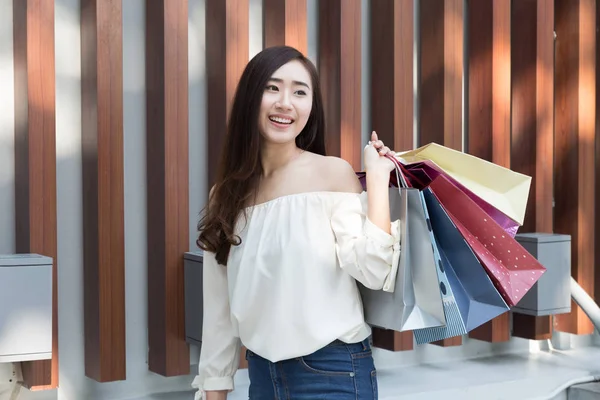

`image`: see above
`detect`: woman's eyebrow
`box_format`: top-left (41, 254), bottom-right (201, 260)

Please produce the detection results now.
top-left (268, 77), bottom-right (310, 88)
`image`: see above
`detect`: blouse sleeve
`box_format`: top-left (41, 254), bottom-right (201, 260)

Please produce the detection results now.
top-left (330, 191), bottom-right (401, 292)
top-left (191, 251), bottom-right (241, 400)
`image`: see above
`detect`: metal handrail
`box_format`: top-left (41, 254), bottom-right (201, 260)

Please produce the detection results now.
top-left (570, 277), bottom-right (600, 333)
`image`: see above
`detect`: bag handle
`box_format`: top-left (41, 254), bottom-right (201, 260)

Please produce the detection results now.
top-left (386, 154), bottom-right (410, 188)
top-left (386, 154), bottom-right (428, 189)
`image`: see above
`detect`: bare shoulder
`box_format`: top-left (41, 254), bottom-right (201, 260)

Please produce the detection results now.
top-left (314, 155), bottom-right (363, 193)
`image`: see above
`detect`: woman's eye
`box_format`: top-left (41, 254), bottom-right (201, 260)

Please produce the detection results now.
top-left (266, 85), bottom-right (278, 91)
top-left (295, 90), bottom-right (307, 96)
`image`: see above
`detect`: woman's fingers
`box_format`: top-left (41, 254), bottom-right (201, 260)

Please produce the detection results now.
top-left (371, 140), bottom-right (384, 149)
top-left (379, 146), bottom-right (391, 155)
top-left (369, 131), bottom-right (393, 155)
top-left (371, 131), bottom-right (378, 143)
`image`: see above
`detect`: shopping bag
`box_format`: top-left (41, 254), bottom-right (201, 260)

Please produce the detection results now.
top-left (396, 142), bottom-right (532, 226)
top-left (413, 188), bottom-right (509, 344)
top-left (399, 160), bottom-right (520, 237)
top-left (358, 184), bottom-right (446, 331)
top-left (412, 192), bottom-right (467, 344)
top-left (427, 175), bottom-right (546, 307)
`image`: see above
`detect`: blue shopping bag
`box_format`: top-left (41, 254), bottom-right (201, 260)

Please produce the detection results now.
top-left (413, 189), bottom-right (509, 344)
top-left (412, 191), bottom-right (466, 344)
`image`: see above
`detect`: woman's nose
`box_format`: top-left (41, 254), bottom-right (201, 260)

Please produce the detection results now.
top-left (276, 91), bottom-right (292, 109)
top-left (276, 101), bottom-right (292, 110)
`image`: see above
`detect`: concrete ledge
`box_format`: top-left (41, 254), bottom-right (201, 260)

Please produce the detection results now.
top-left (567, 382), bottom-right (600, 400)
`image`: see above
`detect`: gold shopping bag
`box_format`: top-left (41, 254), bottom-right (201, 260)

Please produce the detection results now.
top-left (396, 142), bottom-right (532, 225)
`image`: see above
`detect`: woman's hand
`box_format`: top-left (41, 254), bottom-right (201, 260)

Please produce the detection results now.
top-left (363, 131), bottom-right (395, 234)
top-left (364, 131), bottom-right (395, 174)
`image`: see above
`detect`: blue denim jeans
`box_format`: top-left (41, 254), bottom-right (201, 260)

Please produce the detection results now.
top-left (245, 338), bottom-right (378, 399)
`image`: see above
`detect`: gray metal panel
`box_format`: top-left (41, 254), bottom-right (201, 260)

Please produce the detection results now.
top-left (513, 234), bottom-right (572, 316)
top-left (184, 251), bottom-right (204, 263)
top-left (184, 251), bottom-right (203, 345)
top-left (515, 233), bottom-right (571, 244)
top-left (0, 253), bottom-right (53, 267)
top-left (0, 263), bottom-right (52, 362)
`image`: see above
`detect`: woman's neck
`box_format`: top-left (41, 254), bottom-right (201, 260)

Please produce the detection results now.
top-left (261, 142), bottom-right (303, 177)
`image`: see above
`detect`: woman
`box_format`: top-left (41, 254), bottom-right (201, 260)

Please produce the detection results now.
top-left (193, 46), bottom-right (401, 400)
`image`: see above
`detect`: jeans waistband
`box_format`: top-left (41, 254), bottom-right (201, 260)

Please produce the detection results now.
top-left (328, 337), bottom-right (370, 351)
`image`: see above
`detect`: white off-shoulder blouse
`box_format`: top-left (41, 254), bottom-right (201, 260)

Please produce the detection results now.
top-left (192, 191), bottom-right (401, 398)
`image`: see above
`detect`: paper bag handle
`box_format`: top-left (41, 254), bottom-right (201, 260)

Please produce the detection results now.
top-left (386, 154), bottom-right (428, 189)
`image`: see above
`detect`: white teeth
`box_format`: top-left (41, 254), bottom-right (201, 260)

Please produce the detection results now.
top-left (269, 116), bottom-right (292, 124)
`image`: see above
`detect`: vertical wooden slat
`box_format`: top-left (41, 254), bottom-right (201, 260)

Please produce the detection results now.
top-left (319, 0), bottom-right (362, 171)
top-left (467, 0), bottom-right (511, 166)
top-left (206, 0), bottom-right (249, 186)
top-left (491, 0), bottom-right (511, 169)
top-left (263, 0), bottom-right (307, 55)
top-left (419, 0), bottom-right (463, 150)
top-left (420, 0), bottom-right (464, 347)
top-left (81, 0), bottom-right (126, 382)
top-left (419, 0), bottom-right (445, 147)
top-left (371, 0), bottom-right (414, 151)
top-left (13, 0), bottom-right (58, 389)
top-left (372, 328), bottom-right (414, 352)
top-left (468, 312), bottom-right (510, 343)
top-left (146, 0), bottom-right (190, 376)
top-left (443, 0), bottom-right (463, 152)
top-left (510, 0), bottom-right (555, 341)
top-left (554, 0), bottom-right (596, 335)
top-left (369, 0), bottom-right (414, 352)
top-left (533, 0), bottom-right (555, 237)
top-left (466, 0), bottom-right (494, 162)
top-left (512, 313), bottom-right (552, 340)
top-left (466, 0), bottom-right (511, 344)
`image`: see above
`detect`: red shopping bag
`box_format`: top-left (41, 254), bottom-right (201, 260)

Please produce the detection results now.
top-left (427, 175), bottom-right (546, 307)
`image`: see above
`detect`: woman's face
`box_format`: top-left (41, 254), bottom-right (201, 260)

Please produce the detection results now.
top-left (258, 60), bottom-right (313, 146)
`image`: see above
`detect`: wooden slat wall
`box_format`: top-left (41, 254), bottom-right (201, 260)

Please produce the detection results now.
top-left (13, 0), bottom-right (59, 389)
top-left (319, 0), bottom-right (362, 171)
top-left (369, 0), bottom-right (414, 352)
top-left (263, 0), bottom-right (307, 55)
top-left (554, 0), bottom-right (597, 336)
top-left (9, 2), bottom-right (600, 388)
top-left (510, 0), bottom-right (555, 341)
top-left (466, 0), bottom-right (511, 343)
top-left (145, 0), bottom-right (190, 376)
top-left (81, 0), bottom-right (126, 382)
top-left (420, 0), bottom-right (464, 347)
top-left (206, 0), bottom-right (249, 187)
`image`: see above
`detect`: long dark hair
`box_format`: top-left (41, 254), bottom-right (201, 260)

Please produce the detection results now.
top-left (197, 46), bottom-right (326, 265)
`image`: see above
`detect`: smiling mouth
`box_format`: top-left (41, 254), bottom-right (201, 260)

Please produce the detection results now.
top-left (269, 116), bottom-right (294, 125)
